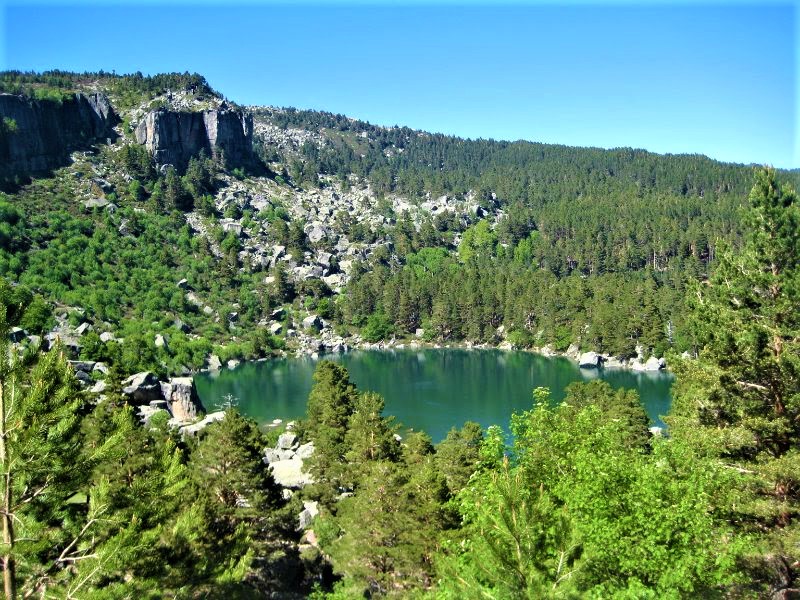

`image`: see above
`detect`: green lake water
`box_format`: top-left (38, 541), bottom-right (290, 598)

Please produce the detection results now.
top-left (195, 349), bottom-right (674, 442)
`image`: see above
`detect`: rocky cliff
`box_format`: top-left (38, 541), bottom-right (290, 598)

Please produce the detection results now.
top-left (0, 92), bottom-right (117, 182)
top-left (134, 104), bottom-right (254, 171)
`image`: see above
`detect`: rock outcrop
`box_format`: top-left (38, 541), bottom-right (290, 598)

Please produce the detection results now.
top-left (578, 351), bottom-right (601, 368)
top-left (0, 92), bottom-right (117, 181)
top-left (122, 372), bottom-right (206, 423)
top-left (161, 377), bottom-right (206, 421)
top-left (134, 104), bottom-right (254, 171)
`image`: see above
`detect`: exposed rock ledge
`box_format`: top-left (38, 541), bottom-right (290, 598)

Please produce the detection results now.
top-left (0, 92), bottom-right (118, 181)
top-left (134, 104), bottom-right (254, 171)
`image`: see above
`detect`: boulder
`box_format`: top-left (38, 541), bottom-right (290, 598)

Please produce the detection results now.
top-left (269, 322), bottom-right (283, 335)
top-left (277, 432), bottom-right (299, 450)
top-left (578, 352), bottom-right (601, 368)
top-left (69, 360), bottom-right (96, 372)
top-left (316, 252), bottom-right (333, 268)
top-left (295, 442), bottom-right (315, 460)
top-left (227, 359), bottom-right (240, 370)
top-left (123, 372), bottom-right (162, 404)
top-left (75, 322), bottom-right (92, 336)
top-left (603, 356), bottom-right (626, 369)
top-left (263, 449), bottom-right (281, 463)
top-left (270, 458), bottom-right (313, 488)
top-left (154, 334), bottom-right (168, 349)
top-left (207, 354), bottom-right (222, 370)
top-left (137, 405), bottom-right (168, 427)
top-left (161, 377), bottom-right (206, 422)
top-left (302, 315), bottom-right (322, 331)
top-left (177, 278), bottom-right (189, 289)
top-left (93, 361), bottom-right (109, 374)
top-left (9, 327), bottom-right (26, 343)
top-left (298, 500), bottom-right (319, 530)
top-left (306, 223), bottom-right (327, 244)
top-left (179, 411), bottom-right (226, 437)
top-left (565, 343), bottom-right (581, 359)
top-left (644, 356), bottom-right (665, 371)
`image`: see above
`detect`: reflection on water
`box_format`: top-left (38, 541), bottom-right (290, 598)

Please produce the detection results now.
top-left (195, 349), bottom-right (674, 442)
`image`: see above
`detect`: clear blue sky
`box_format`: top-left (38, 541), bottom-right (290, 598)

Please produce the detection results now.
top-left (2, 1), bottom-right (797, 167)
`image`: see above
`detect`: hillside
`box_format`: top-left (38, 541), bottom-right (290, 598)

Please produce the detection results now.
top-left (1, 70), bottom-right (796, 375)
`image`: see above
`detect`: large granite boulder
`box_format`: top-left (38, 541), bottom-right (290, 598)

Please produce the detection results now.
top-left (277, 432), bottom-right (298, 450)
top-left (122, 372), bottom-right (162, 404)
top-left (578, 351), bottom-right (601, 368)
top-left (270, 457), bottom-right (314, 489)
top-left (161, 377), bottom-right (206, 422)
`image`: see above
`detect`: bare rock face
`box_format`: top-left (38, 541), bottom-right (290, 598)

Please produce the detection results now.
top-left (134, 105), bottom-right (253, 171)
top-left (122, 372), bottom-right (163, 404)
top-left (122, 372), bottom-right (206, 423)
top-left (0, 92), bottom-right (118, 181)
top-left (161, 377), bottom-right (207, 422)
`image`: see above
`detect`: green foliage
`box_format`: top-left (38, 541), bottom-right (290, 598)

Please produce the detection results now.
top-left (458, 219), bottom-right (497, 262)
top-left (437, 461), bottom-right (582, 599)
top-left (0, 317), bottom-right (90, 597)
top-left (435, 421), bottom-right (483, 494)
top-left (361, 311), bottom-right (395, 342)
top-left (669, 168), bottom-right (800, 590)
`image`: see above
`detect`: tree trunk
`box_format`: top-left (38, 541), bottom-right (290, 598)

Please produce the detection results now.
top-left (0, 379), bottom-right (16, 600)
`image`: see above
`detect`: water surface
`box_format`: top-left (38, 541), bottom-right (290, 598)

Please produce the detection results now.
top-left (195, 349), bottom-right (673, 442)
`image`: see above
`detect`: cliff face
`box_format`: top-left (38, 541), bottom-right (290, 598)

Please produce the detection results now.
top-left (0, 92), bottom-right (118, 181)
top-left (134, 105), bottom-right (254, 171)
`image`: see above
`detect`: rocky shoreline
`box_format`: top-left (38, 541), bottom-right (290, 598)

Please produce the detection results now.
top-left (206, 322), bottom-right (673, 374)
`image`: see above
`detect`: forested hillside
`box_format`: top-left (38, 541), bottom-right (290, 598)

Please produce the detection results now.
top-left (2, 70), bottom-right (797, 374)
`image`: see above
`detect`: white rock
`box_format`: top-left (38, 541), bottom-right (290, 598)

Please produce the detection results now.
top-left (295, 442), bottom-right (315, 459)
top-left (578, 352), bottom-right (601, 368)
top-left (277, 432), bottom-right (299, 450)
top-left (270, 458), bottom-right (313, 488)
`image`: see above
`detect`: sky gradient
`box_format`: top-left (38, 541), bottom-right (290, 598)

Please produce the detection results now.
top-left (2, 1), bottom-right (797, 168)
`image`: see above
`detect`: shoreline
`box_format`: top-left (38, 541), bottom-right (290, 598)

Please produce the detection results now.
top-left (203, 334), bottom-right (675, 376)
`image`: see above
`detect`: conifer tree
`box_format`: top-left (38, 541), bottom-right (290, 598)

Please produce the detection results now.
top-left (343, 391), bottom-right (400, 486)
top-left (0, 318), bottom-right (87, 599)
top-left (304, 361), bottom-right (359, 501)
top-left (669, 168), bottom-right (800, 586)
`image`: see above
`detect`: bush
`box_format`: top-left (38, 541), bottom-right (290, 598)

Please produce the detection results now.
top-left (361, 312), bottom-right (394, 343)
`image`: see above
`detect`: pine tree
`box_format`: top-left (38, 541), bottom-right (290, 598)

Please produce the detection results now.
top-left (343, 391), bottom-right (400, 487)
top-left (0, 317), bottom-right (88, 599)
top-left (669, 168), bottom-right (800, 590)
top-left (435, 421), bottom-right (483, 494)
top-left (303, 361), bottom-right (358, 501)
top-left (670, 168), bottom-right (800, 521)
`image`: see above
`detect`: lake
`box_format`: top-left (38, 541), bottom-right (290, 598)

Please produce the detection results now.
top-left (195, 349), bottom-right (674, 442)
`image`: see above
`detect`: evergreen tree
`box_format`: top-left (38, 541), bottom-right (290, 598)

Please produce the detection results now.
top-left (303, 361), bottom-right (359, 502)
top-left (343, 391), bottom-right (400, 486)
top-left (669, 168), bottom-right (800, 588)
top-left (0, 319), bottom-right (88, 598)
top-left (435, 421), bottom-right (483, 494)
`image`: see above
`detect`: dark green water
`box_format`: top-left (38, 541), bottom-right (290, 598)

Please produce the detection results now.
top-left (195, 349), bottom-right (674, 442)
